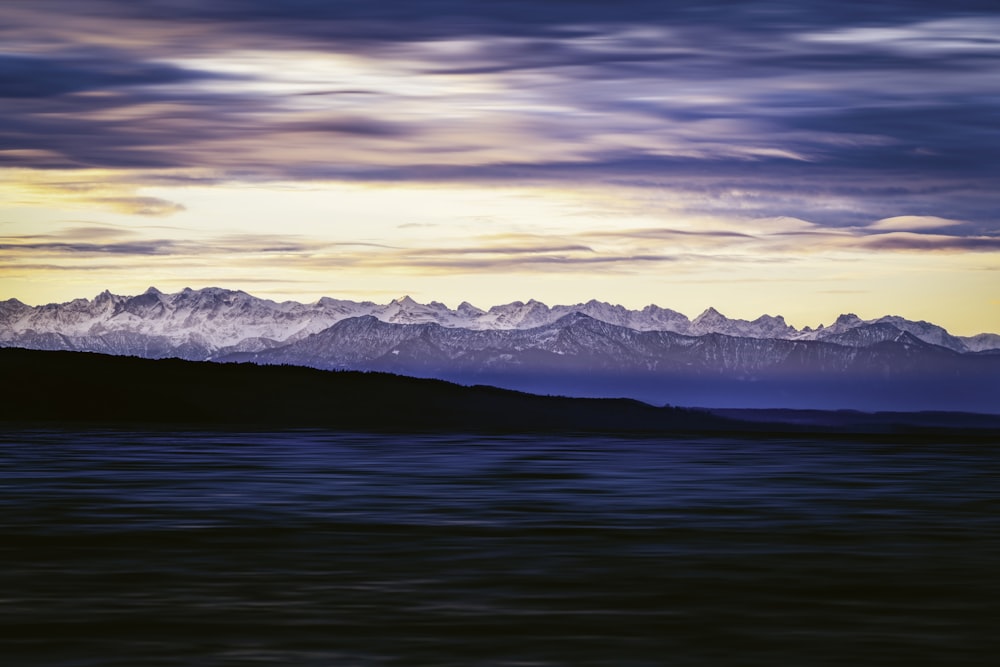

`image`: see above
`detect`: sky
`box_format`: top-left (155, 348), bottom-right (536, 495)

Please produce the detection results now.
top-left (1, 1), bottom-right (999, 335)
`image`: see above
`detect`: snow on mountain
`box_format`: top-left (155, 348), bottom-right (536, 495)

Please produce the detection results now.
top-left (794, 313), bottom-right (862, 340)
top-left (345, 295), bottom-right (696, 333)
top-left (794, 314), bottom-right (968, 353)
top-left (456, 301), bottom-right (485, 318)
top-left (223, 311), bottom-right (992, 392)
top-left (0, 297), bottom-right (31, 322)
top-left (223, 312), bottom-right (718, 374)
top-left (4, 288), bottom-right (998, 412)
top-left (1, 287), bottom-right (998, 358)
top-left (633, 304), bottom-right (692, 332)
top-left (476, 299), bottom-right (555, 329)
top-left (4, 287), bottom-right (370, 352)
top-left (962, 333), bottom-right (1000, 353)
top-left (871, 315), bottom-right (963, 349)
top-left (374, 296), bottom-right (475, 327)
top-left (804, 322), bottom-right (913, 350)
top-left (688, 307), bottom-right (796, 339)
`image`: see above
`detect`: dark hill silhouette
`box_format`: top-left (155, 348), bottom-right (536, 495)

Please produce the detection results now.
top-left (0, 348), bottom-right (727, 433)
top-left (2, 348), bottom-right (998, 438)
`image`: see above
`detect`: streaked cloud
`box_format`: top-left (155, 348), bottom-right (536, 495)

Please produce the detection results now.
top-left (867, 216), bottom-right (965, 231)
top-left (859, 232), bottom-right (1000, 252)
top-left (0, 169), bottom-right (188, 216)
top-left (0, 3), bottom-right (996, 212)
top-left (0, 1), bottom-right (998, 333)
top-left (6, 215), bottom-right (995, 287)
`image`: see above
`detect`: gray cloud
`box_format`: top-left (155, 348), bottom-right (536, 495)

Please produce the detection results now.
top-left (10, 225), bottom-right (139, 241)
top-left (16, 2), bottom-right (993, 45)
top-left (408, 244), bottom-right (594, 256)
top-left (0, 234), bottom-right (335, 258)
top-left (0, 52), bottom-right (226, 99)
top-left (94, 197), bottom-right (187, 216)
top-left (278, 118), bottom-right (415, 138)
top-left (597, 228), bottom-right (758, 241)
top-left (299, 252), bottom-right (679, 272)
top-left (0, 0), bottom-right (998, 234)
top-left (0, 240), bottom-right (182, 256)
top-left (860, 233), bottom-right (1000, 252)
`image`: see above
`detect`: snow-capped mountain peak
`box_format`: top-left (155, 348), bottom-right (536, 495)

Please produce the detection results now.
top-left (1, 287), bottom-right (997, 356)
top-left (834, 313), bottom-right (863, 327)
top-left (4, 286), bottom-right (998, 414)
top-left (691, 307), bottom-right (726, 329)
top-left (457, 301), bottom-right (485, 317)
top-left (688, 307), bottom-right (796, 339)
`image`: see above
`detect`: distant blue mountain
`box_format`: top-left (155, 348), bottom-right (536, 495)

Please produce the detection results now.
top-left (3, 288), bottom-right (998, 412)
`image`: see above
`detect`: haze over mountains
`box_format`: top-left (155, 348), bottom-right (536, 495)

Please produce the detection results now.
top-left (2, 287), bottom-right (998, 413)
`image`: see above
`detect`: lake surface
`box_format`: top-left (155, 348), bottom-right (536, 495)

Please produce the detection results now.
top-left (2, 429), bottom-right (998, 666)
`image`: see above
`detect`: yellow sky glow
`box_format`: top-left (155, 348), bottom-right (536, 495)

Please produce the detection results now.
top-left (2, 172), bottom-right (997, 335)
top-left (1, 19), bottom-right (998, 338)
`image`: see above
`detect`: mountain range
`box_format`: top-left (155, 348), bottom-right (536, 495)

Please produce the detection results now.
top-left (2, 287), bottom-right (998, 413)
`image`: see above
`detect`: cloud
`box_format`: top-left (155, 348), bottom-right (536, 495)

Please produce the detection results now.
top-left (10, 224), bottom-right (139, 241)
top-left (0, 0), bottom-right (997, 235)
top-left (278, 117), bottom-right (414, 138)
top-left (868, 215), bottom-right (965, 231)
top-left (15, 2), bottom-right (990, 47)
top-left (859, 232), bottom-right (1000, 252)
top-left (594, 227), bottom-right (757, 240)
top-left (0, 240), bottom-right (182, 256)
top-left (408, 244), bottom-right (594, 256)
top-left (0, 232), bottom-right (335, 258)
top-left (0, 53), bottom-right (227, 98)
top-left (296, 252), bottom-right (679, 273)
top-left (95, 196), bottom-right (186, 216)
top-left (0, 170), bottom-right (190, 216)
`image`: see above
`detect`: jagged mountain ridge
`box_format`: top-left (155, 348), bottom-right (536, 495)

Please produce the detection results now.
top-left (217, 313), bottom-right (999, 412)
top-left (221, 311), bottom-right (977, 378)
top-left (3, 287), bottom-right (998, 411)
top-left (2, 286), bottom-right (997, 354)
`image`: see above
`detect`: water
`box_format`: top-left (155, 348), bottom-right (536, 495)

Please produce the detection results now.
top-left (2, 429), bottom-right (998, 666)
